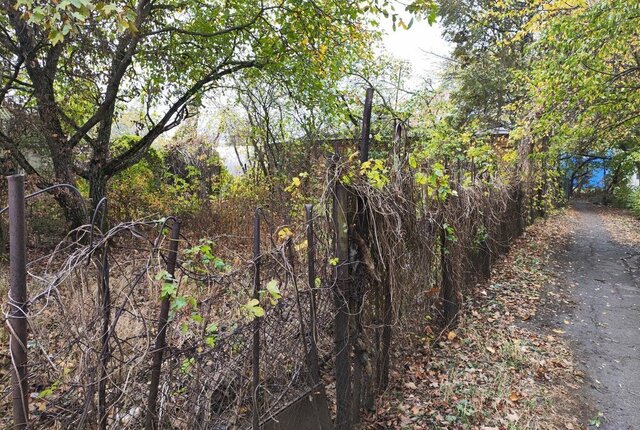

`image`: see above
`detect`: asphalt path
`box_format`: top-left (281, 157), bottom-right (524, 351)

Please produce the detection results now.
top-left (557, 202), bottom-right (640, 429)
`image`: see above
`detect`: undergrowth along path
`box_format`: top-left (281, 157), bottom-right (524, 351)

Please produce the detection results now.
top-left (369, 202), bottom-right (640, 429)
top-left (368, 208), bottom-right (585, 429)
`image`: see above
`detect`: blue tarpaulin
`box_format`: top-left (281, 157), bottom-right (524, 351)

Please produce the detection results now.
top-left (564, 154), bottom-right (607, 191)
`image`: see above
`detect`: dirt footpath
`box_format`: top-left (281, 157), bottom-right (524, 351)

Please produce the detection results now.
top-left (555, 202), bottom-right (640, 429)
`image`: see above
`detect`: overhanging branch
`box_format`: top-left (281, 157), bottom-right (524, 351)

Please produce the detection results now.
top-left (0, 129), bottom-right (41, 176)
top-left (103, 60), bottom-right (259, 176)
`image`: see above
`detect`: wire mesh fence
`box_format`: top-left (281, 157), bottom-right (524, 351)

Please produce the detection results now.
top-left (1, 156), bottom-right (529, 429)
top-left (1, 98), bottom-right (531, 430)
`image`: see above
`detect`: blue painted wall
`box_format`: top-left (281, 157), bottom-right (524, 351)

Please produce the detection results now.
top-left (586, 165), bottom-right (606, 189)
top-left (564, 155), bottom-right (607, 190)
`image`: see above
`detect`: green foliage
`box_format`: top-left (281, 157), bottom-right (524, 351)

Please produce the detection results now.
top-left (16, 0), bottom-right (137, 44)
top-left (79, 134), bottom-right (236, 221)
top-left (180, 357), bottom-right (195, 375)
top-left (155, 263), bottom-right (225, 353)
top-left (620, 186), bottom-right (640, 218)
top-left (360, 159), bottom-right (389, 190)
top-left (437, 0), bottom-right (536, 130)
top-left (179, 238), bottom-right (229, 310)
top-left (2, 0), bottom-right (437, 224)
top-left (434, 0), bottom-right (640, 203)
top-left (284, 171), bottom-right (319, 217)
top-left (515, 0), bottom-right (640, 195)
top-left (242, 279), bottom-right (282, 320)
top-left (242, 299), bottom-right (265, 320)
top-left (443, 223), bottom-right (457, 242)
top-left (264, 280), bottom-right (282, 306)
top-left (411, 156), bottom-right (459, 202)
top-left (527, 0), bottom-right (640, 148)
top-left (205, 323), bottom-right (218, 349)
top-left (38, 379), bottom-right (61, 398)
top-left (106, 136), bottom-right (173, 220)
top-left (473, 224), bottom-right (488, 248)
top-left (589, 412), bottom-right (604, 428)
top-left (155, 270), bottom-right (177, 299)
top-left (184, 240), bottom-right (227, 271)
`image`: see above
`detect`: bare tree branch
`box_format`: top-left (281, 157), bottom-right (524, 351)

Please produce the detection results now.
top-left (0, 128), bottom-right (41, 176)
top-left (104, 60), bottom-right (259, 176)
top-left (0, 55), bottom-right (23, 104)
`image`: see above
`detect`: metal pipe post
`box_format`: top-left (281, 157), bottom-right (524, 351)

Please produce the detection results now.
top-left (146, 220), bottom-right (181, 430)
top-left (8, 174), bottom-right (28, 429)
top-left (252, 208), bottom-right (261, 430)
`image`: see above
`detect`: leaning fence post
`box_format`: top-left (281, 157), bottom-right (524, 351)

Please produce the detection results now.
top-left (305, 204), bottom-right (321, 383)
top-left (8, 174), bottom-right (28, 430)
top-left (252, 208), bottom-right (262, 430)
top-left (360, 87), bottom-right (374, 162)
top-left (352, 87), bottom-right (374, 421)
top-left (146, 219), bottom-right (181, 430)
top-left (333, 156), bottom-right (353, 430)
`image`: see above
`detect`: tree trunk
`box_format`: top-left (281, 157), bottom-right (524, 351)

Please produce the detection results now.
top-left (89, 171), bottom-right (108, 216)
top-left (53, 189), bottom-right (87, 228)
top-left (49, 143), bottom-right (87, 228)
top-left (88, 120), bottom-right (112, 216)
top-left (15, 30), bottom-right (87, 227)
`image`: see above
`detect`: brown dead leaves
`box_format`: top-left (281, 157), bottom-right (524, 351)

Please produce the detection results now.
top-left (596, 205), bottom-right (640, 246)
top-left (365, 209), bottom-right (584, 429)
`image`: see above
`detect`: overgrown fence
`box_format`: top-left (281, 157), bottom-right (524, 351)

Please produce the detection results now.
top-left (1, 93), bottom-right (529, 429)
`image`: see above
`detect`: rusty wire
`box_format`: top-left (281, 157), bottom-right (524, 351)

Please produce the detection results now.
top-left (1, 152), bottom-right (529, 429)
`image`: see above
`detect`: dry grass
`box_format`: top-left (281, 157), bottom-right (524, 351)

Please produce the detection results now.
top-left (0, 214), bottom-right (334, 429)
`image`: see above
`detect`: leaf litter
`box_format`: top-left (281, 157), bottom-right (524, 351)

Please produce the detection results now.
top-left (364, 209), bottom-right (586, 429)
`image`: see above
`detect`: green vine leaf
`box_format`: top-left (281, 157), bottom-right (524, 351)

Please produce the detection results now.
top-left (243, 298), bottom-right (265, 319)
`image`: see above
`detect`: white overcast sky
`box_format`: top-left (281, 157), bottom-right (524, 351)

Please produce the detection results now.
top-left (381, 18), bottom-right (453, 86)
top-left (192, 16), bottom-right (453, 150)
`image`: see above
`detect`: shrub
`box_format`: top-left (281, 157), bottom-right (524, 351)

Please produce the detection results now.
top-left (80, 135), bottom-right (233, 222)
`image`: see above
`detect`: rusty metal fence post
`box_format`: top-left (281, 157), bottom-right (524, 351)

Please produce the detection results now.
top-left (98, 243), bottom-right (110, 430)
top-left (252, 208), bottom-right (262, 430)
top-left (94, 198), bottom-right (111, 430)
top-left (146, 219), bottom-right (181, 430)
top-left (8, 174), bottom-right (28, 430)
top-left (359, 87), bottom-right (374, 163)
top-left (305, 204), bottom-right (321, 383)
